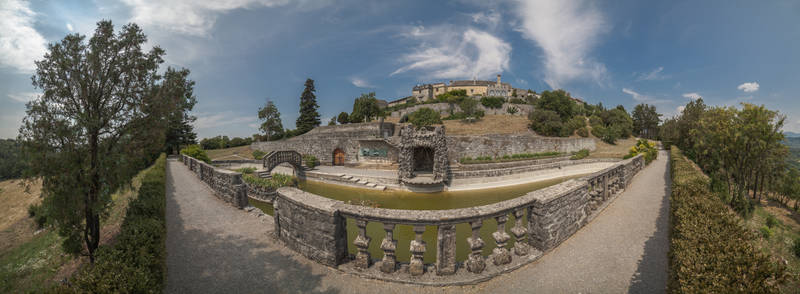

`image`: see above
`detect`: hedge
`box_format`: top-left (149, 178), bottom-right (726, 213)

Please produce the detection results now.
top-left (69, 154), bottom-right (167, 293)
top-left (668, 147), bottom-right (786, 293)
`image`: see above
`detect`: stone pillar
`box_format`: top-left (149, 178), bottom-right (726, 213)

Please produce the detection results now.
top-left (466, 220), bottom-right (486, 273)
top-left (436, 224), bottom-right (457, 275)
top-left (511, 208), bottom-right (529, 256)
top-left (409, 225), bottom-right (426, 276)
top-left (353, 219), bottom-right (371, 270)
top-left (492, 215), bottom-right (512, 265)
top-left (379, 223), bottom-right (397, 273)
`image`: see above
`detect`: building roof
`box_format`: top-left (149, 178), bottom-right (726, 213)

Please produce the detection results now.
top-left (388, 96), bottom-right (412, 104)
top-left (448, 80), bottom-right (509, 87)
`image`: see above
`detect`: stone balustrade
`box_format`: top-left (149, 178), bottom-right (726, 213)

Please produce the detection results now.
top-left (180, 155), bottom-right (249, 209)
top-left (272, 154), bottom-right (645, 282)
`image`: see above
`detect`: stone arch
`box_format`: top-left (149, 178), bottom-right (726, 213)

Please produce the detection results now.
top-left (263, 150), bottom-right (304, 176)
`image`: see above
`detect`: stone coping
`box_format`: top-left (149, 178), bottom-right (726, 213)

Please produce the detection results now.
top-left (277, 154), bottom-right (642, 226)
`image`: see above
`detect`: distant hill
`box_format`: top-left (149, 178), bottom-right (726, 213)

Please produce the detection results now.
top-left (784, 131), bottom-right (800, 138)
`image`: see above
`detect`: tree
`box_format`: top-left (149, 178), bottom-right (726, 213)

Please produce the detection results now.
top-left (328, 117), bottom-right (336, 126)
top-left (529, 109), bottom-right (566, 137)
top-left (258, 100), bottom-right (284, 141)
top-left (0, 139), bottom-right (25, 180)
top-left (350, 92), bottom-right (381, 123)
top-left (408, 108), bottom-right (442, 128)
top-left (536, 89), bottom-right (575, 120)
top-left (19, 21), bottom-right (173, 262)
top-left (296, 78), bottom-right (320, 134)
top-left (632, 104), bottom-right (661, 139)
top-left (161, 68), bottom-right (197, 155)
top-left (337, 112), bottom-right (350, 124)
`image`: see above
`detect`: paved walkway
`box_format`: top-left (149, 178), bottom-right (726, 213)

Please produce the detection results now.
top-left (165, 151), bottom-right (670, 293)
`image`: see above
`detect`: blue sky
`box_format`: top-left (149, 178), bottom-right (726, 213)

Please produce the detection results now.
top-left (1, 0), bottom-right (799, 139)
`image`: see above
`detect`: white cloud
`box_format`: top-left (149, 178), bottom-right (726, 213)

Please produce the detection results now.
top-left (512, 0), bottom-right (609, 88)
top-left (636, 66), bottom-right (669, 81)
top-left (622, 88), bottom-right (669, 104)
top-left (470, 10), bottom-right (501, 29)
top-left (392, 25), bottom-right (511, 80)
top-left (350, 77), bottom-right (375, 88)
top-left (0, 0), bottom-right (48, 73)
top-left (7, 92), bottom-right (39, 103)
top-left (737, 82), bottom-right (759, 93)
top-left (121, 0), bottom-right (298, 36)
top-left (682, 92), bottom-right (701, 100)
top-left (66, 23), bottom-right (74, 32)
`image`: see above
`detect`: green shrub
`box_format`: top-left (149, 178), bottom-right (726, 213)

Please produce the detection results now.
top-left (759, 226), bottom-right (773, 239)
top-left (480, 96), bottom-right (505, 109)
top-left (668, 147), bottom-right (786, 293)
top-left (303, 154), bottom-right (318, 169)
top-left (27, 203), bottom-right (48, 229)
top-left (570, 149), bottom-right (590, 160)
top-left (565, 115), bottom-right (586, 133)
top-left (506, 107), bottom-right (519, 115)
top-left (242, 173), bottom-right (297, 189)
top-left (235, 167), bottom-right (256, 174)
top-left (576, 127), bottom-right (589, 137)
top-left (529, 109), bottom-right (567, 137)
top-left (408, 107), bottom-right (442, 128)
top-left (794, 237), bottom-right (800, 258)
top-left (509, 98), bottom-right (527, 104)
top-left (626, 139), bottom-right (658, 164)
top-left (459, 152), bottom-right (562, 164)
top-left (252, 150), bottom-right (266, 159)
top-left (180, 144), bottom-right (211, 163)
top-left (765, 214), bottom-right (778, 228)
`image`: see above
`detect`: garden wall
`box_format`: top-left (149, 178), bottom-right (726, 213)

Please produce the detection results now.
top-left (181, 155), bottom-right (249, 209)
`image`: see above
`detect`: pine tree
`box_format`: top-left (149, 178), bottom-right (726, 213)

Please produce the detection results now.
top-left (296, 78), bottom-right (320, 134)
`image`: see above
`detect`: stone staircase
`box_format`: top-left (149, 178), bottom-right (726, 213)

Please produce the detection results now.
top-left (257, 171), bottom-right (272, 178)
top-left (338, 174), bottom-right (386, 190)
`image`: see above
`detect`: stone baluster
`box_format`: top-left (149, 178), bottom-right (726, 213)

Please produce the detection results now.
top-left (492, 215), bottom-right (512, 265)
top-left (353, 219), bottom-right (371, 270)
top-left (379, 223), bottom-right (397, 273)
top-left (466, 220), bottom-right (486, 273)
top-left (436, 224), bottom-right (457, 275)
top-left (511, 208), bottom-right (529, 256)
top-left (409, 225), bottom-right (426, 276)
top-left (602, 174), bottom-right (609, 200)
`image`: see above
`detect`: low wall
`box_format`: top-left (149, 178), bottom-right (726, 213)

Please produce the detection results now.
top-left (181, 155), bottom-right (249, 209)
top-left (272, 154), bottom-right (645, 283)
top-left (447, 134), bottom-right (595, 160)
top-left (389, 102), bottom-right (533, 118)
top-left (451, 158), bottom-right (619, 179)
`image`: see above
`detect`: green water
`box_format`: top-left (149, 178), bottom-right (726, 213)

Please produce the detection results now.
top-left (249, 174), bottom-right (585, 263)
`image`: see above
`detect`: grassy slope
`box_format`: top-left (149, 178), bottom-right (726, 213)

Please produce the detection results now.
top-left (746, 201), bottom-right (800, 292)
top-left (0, 162), bottom-right (155, 292)
top-left (206, 145), bottom-right (254, 160)
top-left (0, 179), bottom-right (41, 254)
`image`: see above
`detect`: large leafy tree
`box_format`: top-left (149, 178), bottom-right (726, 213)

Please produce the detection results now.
top-left (296, 78), bottom-right (320, 134)
top-left (161, 68), bottom-right (197, 154)
top-left (19, 20), bottom-right (181, 262)
top-left (337, 112), bottom-right (349, 124)
top-left (350, 92), bottom-right (382, 123)
top-left (632, 103), bottom-right (661, 139)
top-left (258, 100), bottom-right (284, 141)
top-left (535, 89), bottom-right (575, 120)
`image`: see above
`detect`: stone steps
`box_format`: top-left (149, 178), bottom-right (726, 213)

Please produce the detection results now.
top-left (334, 173), bottom-right (388, 191)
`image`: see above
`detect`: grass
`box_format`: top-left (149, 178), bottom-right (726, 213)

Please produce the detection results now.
top-left (242, 173), bottom-right (297, 190)
top-left (0, 179), bottom-right (41, 233)
top-left (745, 201), bottom-right (800, 292)
top-left (0, 159), bottom-right (159, 292)
top-left (459, 151), bottom-right (563, 164)
top-left (206, 145), bottom-right (255, 160)
top-left (588, 137), bottom-right (641, 159)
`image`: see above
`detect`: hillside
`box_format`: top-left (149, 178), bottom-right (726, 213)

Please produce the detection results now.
top-left (385, 114), bottom-right (532, 135)
top-left (786, 137), bottom-right (800, 169)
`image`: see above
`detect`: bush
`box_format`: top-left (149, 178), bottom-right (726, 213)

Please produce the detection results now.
top-left (242, 173), bottom-right (297, 189)
top-left (576, 127), bottom-right (589, 137)
top-left (668, 147), bottom-right (786, 293)
top-left (459, 152), bottom-right (562, 164)
top-left (626, 139), bottom-right (658, 164)
top-left (529, 109), bottom-right (567, 137)
top-left (252, 150), bottom-right (266, 159)
top-left (235, 167), bottom-right (256, 174)
top-left (27, 203), bottom-right (48, 229)
top-left (509, 98), bottom-right (527, 104)
top-left (180, 144), bottom-right (211, 163)
top-left (765, 214), bottom-right (778, 228)
top-left (759, 226), bottom-right (773, 239)
top-left (480, 96), bottom-right (505, 109)
top-left (408, 107), bottom-right (442, 128)
top-left (794, 237), bottom-right (800, 258)
top-left (71, 154), bottom-right (167, 293)
top-left (507, 106), bottom-right (519, 115)
top-left (570, 149), bottom-right (590, 160)
top-left (302, 154), bottom-right (318, 169)
top-left (565, 115), bottom-right (586, 132)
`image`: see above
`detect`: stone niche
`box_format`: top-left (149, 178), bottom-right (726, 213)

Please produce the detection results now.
top-left (398, 125), bottom-right (449, 184)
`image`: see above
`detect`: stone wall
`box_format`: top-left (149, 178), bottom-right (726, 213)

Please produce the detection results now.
top-left (181, 155), bottom-right (249, 209)
top-left (447, 134), bottom-right (595, 160)
top-left (389, 102), bottom-right (533, 118)
top-left (451, 158), bottom-right (619, 179)
top-left (273, 187), bottom-right (348, 267)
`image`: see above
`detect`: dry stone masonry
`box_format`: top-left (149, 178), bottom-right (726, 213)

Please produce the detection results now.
top-left (181, 155), bottom-right (249, 209)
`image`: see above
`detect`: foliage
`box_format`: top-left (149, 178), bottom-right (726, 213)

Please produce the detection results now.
top-left (408, 107), bottom-right (442, 128)
top-left (258, 100), bottom-right (284, 141)
top-left (242, 173), bottom-right (297, 190)
top-left (252, 150), bottom-right (266, 159)
top-left (507, 106), bottom-right (519, 115)
top-left (180, 145), bottom-right (211, 163)
top-left (632, 103), bottom-right (661, 139)
top-left (451, 98), bottom-right (484, 122)
top-left (0, 138), bottom-right (25, 180)
top-left (794, 237), bottom-right (800, 258)
top-left (570, 149), bottom-right (590, 160)
top-left (565, 115), bottom-right (586, 132)
top-left (19, 21), bottom-right (176, 262)
top-left (535, 89), bottom-right (575, 120)
top-left (766, 214), bottom-right (779, 228)
top-left (480, 96), bottom-right (505, 109)
top-left (70, 154), bottom-right (167, 292)
top-left (436, 89), bottom-right (467, 104)
top-left (529, 109), bottom-right (568, 137)
top-left (350, 92), bottom-right (383, 123)
top-left (625, 139), bottom-right (658, 164)
top-left (27, 203), bottom-right (48, 229)
top-left (668, 147), bottom-right (787, 293)
top-left (576, 127), bottom-right (589, 137)
top-left (234, 167), bottom-right (256, 174)
top-left (760, 226), bottom-right (773, 239)
top-left (161, 68), bottom-right (198, 155)
top-left (296, 78), bottom-right (321, 135)
top-left (337, 112), bottom-right (350, 124)
top-left (589, 105), bottom-right (634, 144)
top-left (303, 154), bottom-right (318, 169)
top-left (509, 98), bottom-right (527, 104)
top-left (459, 151), bottom-right (562, 164)
top-left (199, 135), bottom-right (253, 150)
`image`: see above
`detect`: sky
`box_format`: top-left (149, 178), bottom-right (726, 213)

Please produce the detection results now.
top-left (1, 0), bottom-right (799, 139)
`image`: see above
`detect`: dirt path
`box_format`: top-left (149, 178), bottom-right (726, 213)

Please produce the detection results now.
top-left (165, 151), bottom-right (670, 293)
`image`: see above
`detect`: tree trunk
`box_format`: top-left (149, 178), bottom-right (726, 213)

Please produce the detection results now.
top-left (87, 131), bottom-right (101, 263)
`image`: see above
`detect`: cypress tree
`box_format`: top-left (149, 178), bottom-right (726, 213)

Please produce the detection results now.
top-left (296, 78), bottom-right (320, 134)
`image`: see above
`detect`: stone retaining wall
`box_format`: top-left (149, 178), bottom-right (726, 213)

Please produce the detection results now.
top-left (451, 158), bottom-right (619, 179)
top-left (272, 154), bottom-right (646, 283)
top-left (447, 134), bottom-right (595, 160)
top-left (181, 155), bottom-right (249, 209)
top-left (389, 102), bottom-right (533, 118)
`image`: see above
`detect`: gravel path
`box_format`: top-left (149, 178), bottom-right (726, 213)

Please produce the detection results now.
top-left (165, 151), bottom-right (670, 293)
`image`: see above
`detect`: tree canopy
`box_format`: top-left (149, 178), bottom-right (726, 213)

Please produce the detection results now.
top-left (632, 104), bottom-right (661, 139)
top-left (258, 100), bottom-right (284, 141)
top-left (350, 92), bottom-right (382, 123)
top-left (295, 78), bottom-right (320, 134)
